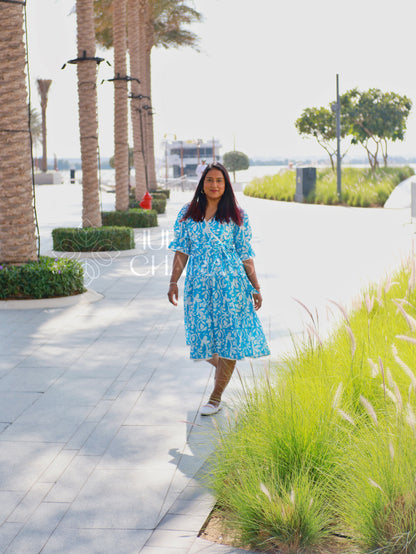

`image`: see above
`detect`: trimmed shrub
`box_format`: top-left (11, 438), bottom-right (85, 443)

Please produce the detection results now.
top-left (130, 187), bottom-right (170, 200)
top-left (149, 188), bottom-right (170, 199)
top-left (0, 256), bottom-right (85, 299)
top-left (52, 226), bottom-right (135, 251)
top-left (101, 209), bottom-right (157, 228)
top-left (129, 197), bottom-right (166, 214)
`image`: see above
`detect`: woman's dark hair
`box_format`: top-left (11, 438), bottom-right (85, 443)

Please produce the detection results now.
top-left (181, 162), bottom-right (243, 225)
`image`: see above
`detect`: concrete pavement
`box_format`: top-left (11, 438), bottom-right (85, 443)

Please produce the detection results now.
top-left (0, 183), bottom-right (415, 553)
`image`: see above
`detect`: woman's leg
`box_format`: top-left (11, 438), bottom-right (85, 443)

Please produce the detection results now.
top-left (208, 357), bottom-right (236, 406)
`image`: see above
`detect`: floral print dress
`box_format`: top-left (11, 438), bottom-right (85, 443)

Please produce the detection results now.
top-left (169, 204), bottom-right (270, 360)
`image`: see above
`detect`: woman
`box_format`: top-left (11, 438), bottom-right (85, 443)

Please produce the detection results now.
top-left (168, 162), bottom-right (270, 416)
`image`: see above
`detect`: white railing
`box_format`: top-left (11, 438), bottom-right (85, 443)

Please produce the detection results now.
top-left (158, 175), bottom-right (197, 191)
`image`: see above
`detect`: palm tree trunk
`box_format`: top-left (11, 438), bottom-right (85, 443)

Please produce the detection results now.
top-left (128, 0), bottom-right (147, 201)
top-left (113, 0), bottom-right (129, 211)
top-left (37, 79), bottom-right (52, 173)
top-left (144, 4), bottom-right (157, 190)
top-left (0, 4), bottom-right (37, 264)
top-left (76, 0), bottom-right (102, 228)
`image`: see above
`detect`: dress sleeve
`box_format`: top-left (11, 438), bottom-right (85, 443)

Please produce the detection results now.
top-left (169, 204), bottom-right (191, 256)
top-left (234, 210), bottom-right (255, 261)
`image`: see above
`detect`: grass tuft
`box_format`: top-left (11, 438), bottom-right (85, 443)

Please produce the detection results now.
top-left (207, 253), bottom-right (416, 552)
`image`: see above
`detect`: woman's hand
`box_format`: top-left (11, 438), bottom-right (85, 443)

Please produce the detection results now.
top-left (252, 292), bottom-right (262, 310)
top-left (168, 283), bottom-right (179, 306)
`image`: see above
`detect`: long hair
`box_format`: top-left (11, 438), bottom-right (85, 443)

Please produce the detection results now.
top-left (181, 162), bottom-right (243, 225)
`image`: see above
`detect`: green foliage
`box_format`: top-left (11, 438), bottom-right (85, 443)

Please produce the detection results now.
top-left (149, 188), bottom-right (170, 199)
top-left (0, 256), bottom-right (85, 300)
top-left (94, 0), bottom-right (202, 51)
top-left (296, 88), bottom-right (412, 169)
top-left (129, 196), bottom-right (166, 214)
top-left (101, 209), bottom-right (158, 228)
top-left (348, 88), bottom-right (413, 169)
top-left (109, 148), bottom-right (134, 170)
top-left (208, 256), bottom-right (416, 552)
top-left (223, 151), bottom-right (250, 172)
top-left (52, 226), bottom-right (135, 251)
top-left (244, 166), bottom-right (414, 207)
top-left (295, 103), bottom-right (351, 170)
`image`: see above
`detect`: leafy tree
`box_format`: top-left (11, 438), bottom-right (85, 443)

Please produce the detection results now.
top-left (223, 150), bottom-right (249, 182)
top-left (295, 100), bottom-right (352, 170)
top-left (347, 88), bottom-right (412, 169)
top-left (296, 88), bottom-right (412, 171)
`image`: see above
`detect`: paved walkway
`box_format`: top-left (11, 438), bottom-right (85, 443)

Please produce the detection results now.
top-left (0, 184), bottom-right (415, 553)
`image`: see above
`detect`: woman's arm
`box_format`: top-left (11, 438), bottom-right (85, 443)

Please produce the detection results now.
top-left (168, 251), bottom-right (189, 306)
top-left (242, 258), bottom-right (263, 310)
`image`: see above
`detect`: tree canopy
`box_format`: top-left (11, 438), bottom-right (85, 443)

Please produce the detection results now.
top-left (93, 0), bottom-right (202, 50)
top-left (296, 88), bottom-right (412, 170)
top-left (223, 150), bottom-right (249, 182)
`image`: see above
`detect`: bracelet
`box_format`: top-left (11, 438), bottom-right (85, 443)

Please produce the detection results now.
top-left (169, 281), bottom-right (178, 286)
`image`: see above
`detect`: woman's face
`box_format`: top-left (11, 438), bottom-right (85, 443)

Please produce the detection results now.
top-left (203, 168), bottom-right (225, 202)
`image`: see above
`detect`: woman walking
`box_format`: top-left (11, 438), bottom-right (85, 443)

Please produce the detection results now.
top-left (168, 163), bottom-right (270, 415)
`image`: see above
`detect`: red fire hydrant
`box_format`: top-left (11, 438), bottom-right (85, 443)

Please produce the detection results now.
top-left (139, 191), bottom-right (152, 210)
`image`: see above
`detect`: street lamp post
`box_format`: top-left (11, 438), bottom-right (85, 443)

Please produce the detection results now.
top-left (336, 74), bottom-right (342, 199)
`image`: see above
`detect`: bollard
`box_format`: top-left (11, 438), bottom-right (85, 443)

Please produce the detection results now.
top-left (70, 168), bottom-right (76, 184)
top-left (412, 181), bottom-right (416, 220)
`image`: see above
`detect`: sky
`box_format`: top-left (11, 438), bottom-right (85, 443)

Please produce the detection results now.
top-left (27, 0), bottom-right (416, 162)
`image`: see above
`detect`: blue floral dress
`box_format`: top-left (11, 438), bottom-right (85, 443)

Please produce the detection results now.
top-left (169, 204), bottom-right (270, 360)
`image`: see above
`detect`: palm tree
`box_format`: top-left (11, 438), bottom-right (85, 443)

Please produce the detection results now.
top-left (112, 0), bottom-right (129, 210)
top-left (128, 0), bottom-right (148, 201)
top-left (94, 0), bottom-right (201, 196)
top-left (37, 79), bottom-right (52, 173)
top-left (76, 0), bottom-right (102, 227)
top-left (0, 3), bottom-right (37, 263)
top-left (30, 107), bottom-right (42, 168)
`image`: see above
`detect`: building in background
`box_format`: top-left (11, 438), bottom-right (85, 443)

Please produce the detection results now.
top-left (163, 139), bottom-right (221, 179)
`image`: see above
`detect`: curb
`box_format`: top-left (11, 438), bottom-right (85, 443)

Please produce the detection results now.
top-left (0, 289), bottom-right (103, 310)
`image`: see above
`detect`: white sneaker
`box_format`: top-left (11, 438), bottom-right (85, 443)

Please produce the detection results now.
top-left (200, 402), bottom-right (222, 416)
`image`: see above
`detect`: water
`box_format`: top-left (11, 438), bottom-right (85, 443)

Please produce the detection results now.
top-left (58, 163), bottom-right (416, 188)
top-left (58, 165), bottom-right (288, 187)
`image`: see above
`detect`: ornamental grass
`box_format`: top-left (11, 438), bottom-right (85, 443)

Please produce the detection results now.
top-left (243, 166), bottom-right (414, 207)
top-left (208, 255), bottom-right (416, 552)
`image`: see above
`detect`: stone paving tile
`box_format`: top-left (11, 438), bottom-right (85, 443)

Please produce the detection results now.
top-left (144, 529), bottom-right (197, 550)
top-left (39, 448), bottom-right (78, 484)
top-left (0, 442), bottom-right (63, 490)
top-left (157, 512), bottom-right (208, 533)
top-left (6, 482), bottom-right (53, 524)
top-left (0, 403), bottom-right (92, 443)
top-left (5, 501), bottom-right (69, 554)
top-left (45, 454), bottom-right (101, 503)
top-left (0, 391), bottom-right (42, 422)
top-left (0, 491), bottom-right (25, 525)
top-left (59, 468), bottom-right (174, 530)
top-left (0, 366), bottom-right (64, 393)
top-left (39, 376), bottom-right (114, 407)
top-left (42, 528), bottom-right (152, 554)
top-left (78, 391), bottom-right (138, 457)
top-left (98, 424), bottom-right (187, 470)
top-left (0, 523), bottom-right (22, 553)
top-left (0, 356), bottom-right (28, 372)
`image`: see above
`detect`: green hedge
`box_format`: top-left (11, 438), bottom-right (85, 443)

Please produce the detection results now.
top-left (129, 197), bottom-right (166, 214)
top-left (101, 209), bottom-right (157, 228)
top-left (0, 256), bottom-right (85, 300)
top-left (149, 188), bottom-right (170, 199)
top-left (52, 226), bottom-right (135, 251)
